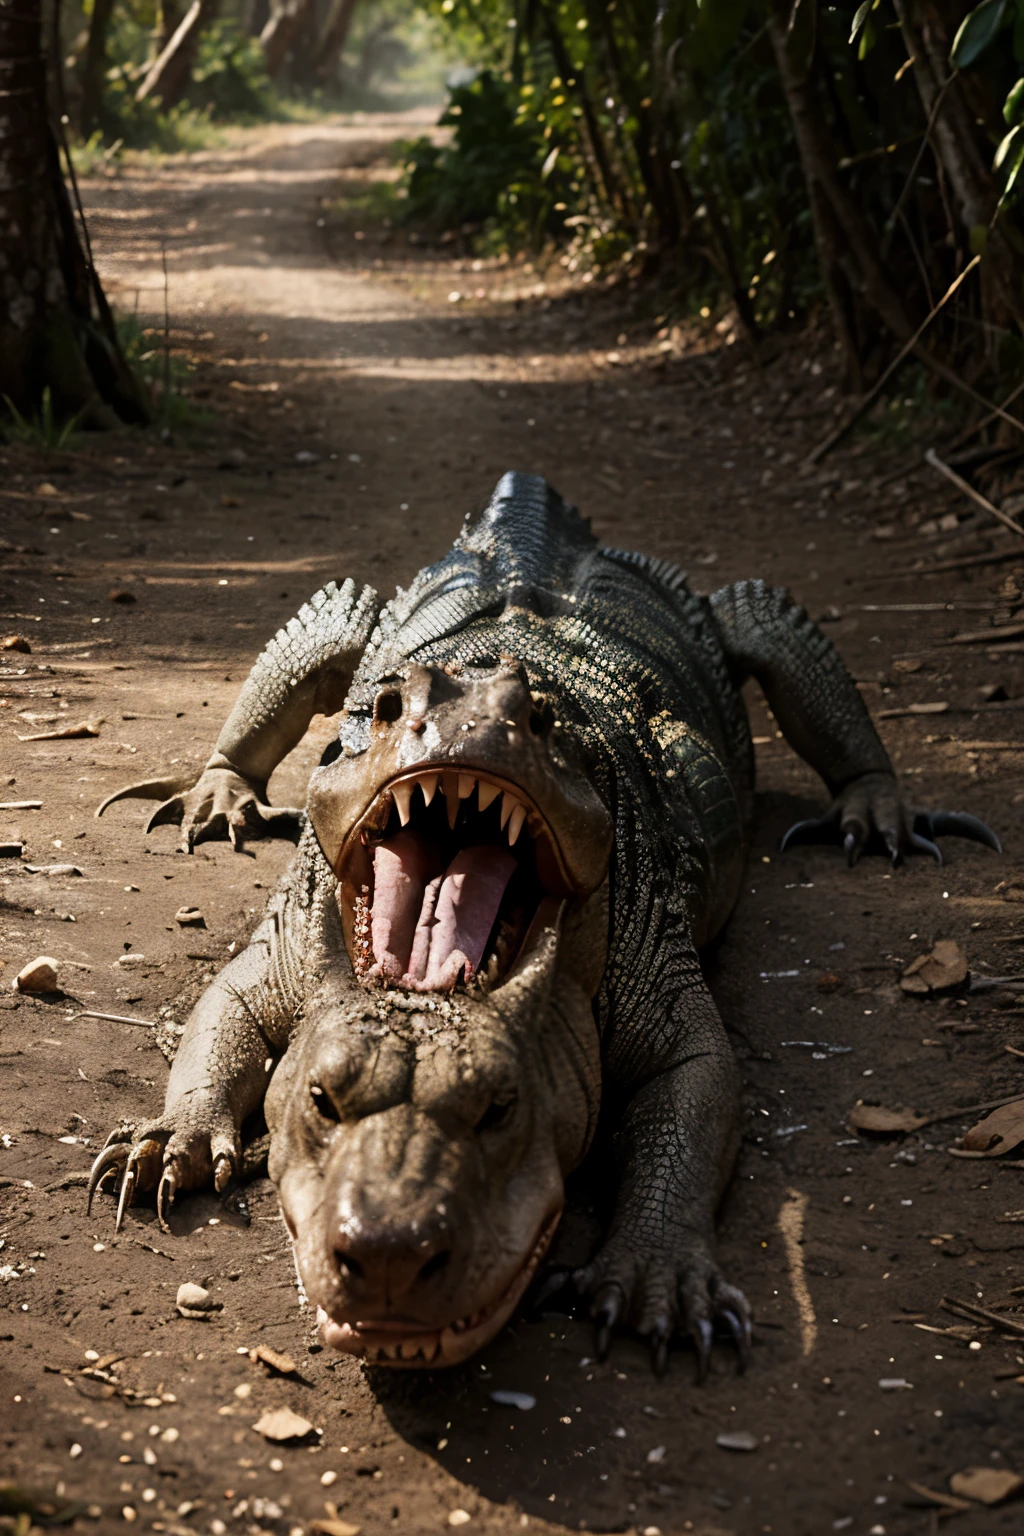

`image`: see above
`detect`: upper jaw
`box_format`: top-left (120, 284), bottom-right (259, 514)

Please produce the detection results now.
top-left (315, 1207), bottom-right (561, 1368)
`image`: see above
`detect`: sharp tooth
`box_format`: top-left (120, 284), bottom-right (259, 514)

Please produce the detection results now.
top-left (418, 773), bottom-right (438, 806)
top-left (393, 781), bottom-right (412, 827)
top-left (499, 793), bottom-right (515, 830)
top-left (444, 776), bottom-right (460, 830)
top-left (477, 781), bottom-right (500, 811)
top-left (508, 803), bottom-right (527, 845)
top-left (458, 774), bottom-right (476, 800)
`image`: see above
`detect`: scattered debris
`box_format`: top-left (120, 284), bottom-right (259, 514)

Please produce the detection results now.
top-left (1, 635), bottom-right (31, 653)
top-left (25, 864), bottom-right (82, 877)
top-left (849, 1103), bottom-right (929, 1134)
top-left (489, 1390), bottom-right (536, 1411)
top-left (0, 843), bottom-right (24, 859)
top-left (961, 1098), bottom-right (1024, 1157)
top-left (252, 1408), bottom-right (318, 1442)
top-left (948, 1466), bottom-right (1024, 1506)
top-left (878, 1377), bottom-right (912, 1391)
top-left (251, 1344), bottom-right (298, 1376)
top-left (815, 972), bottom-right (843, 993)
top-left (308, 1520), bottom-right (360, 1536)
top-left (16, 718), bottom-right (104, 742)
top-left (13, 956), bottom-right (59, 994)
top-left (77, 1010), bottom-right (156, 1028)
top-left (715, 1431), bottom-right (759, 1451)
top-left (447, 1513), bottom-right (471, 1528)
top-left (0, 801), bottom-right (42, 811)
top-left (174, 906), bottom-right (206, 927)
top-left (176, 1283), bottom-right (221, 1318)
top-left (107, 589), bottom-right (137, 604)
top-left (904, 1480), bottom-right (970, 1512)
top-left (900, 940), bottom-right (968, 995)
top-left (941, 1296), bottom-right (1024, 1340)
top-left (115, 953), bottom-right (147, 968)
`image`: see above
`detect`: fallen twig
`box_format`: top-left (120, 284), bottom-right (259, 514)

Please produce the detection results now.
top-left (941, 1295), bottom-right (1024, 1339)
top-left (925, 449), bottom-right (1024, 540)
top-left (943, 622), bottom-right (1024, 645)
top-left (948, 378), bottom-right (1024, 451)
top-left (808, 255), bottom-right (981, 464)
top-left (76, 1009), bottom-right (157, 1028)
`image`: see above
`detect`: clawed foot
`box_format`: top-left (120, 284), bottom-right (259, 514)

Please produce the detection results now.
top-left (87, 1109), bottom-right (239, 1233)
top-left (564, 1240), bottom-right (751, 1379)
top-left (780, 772), bottom-right (1000, 868)
top-left (95, 763), bottom-right (303, 853)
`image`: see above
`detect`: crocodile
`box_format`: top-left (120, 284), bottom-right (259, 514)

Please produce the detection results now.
top-left (89, 472), bottom-right (999, 1374)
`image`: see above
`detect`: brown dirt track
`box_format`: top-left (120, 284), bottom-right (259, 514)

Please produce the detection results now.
top-left (2, 113), bottom-right (1024, 1536)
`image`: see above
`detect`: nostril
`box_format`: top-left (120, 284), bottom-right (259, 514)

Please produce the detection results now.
top-left (417, 1249), bottom-right (452, 1285)
top-left (335, 1250), bottom-right (364, 1282)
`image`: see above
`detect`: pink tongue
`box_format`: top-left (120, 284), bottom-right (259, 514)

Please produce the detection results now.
top-left (370, 837), bottom-right (515, 990)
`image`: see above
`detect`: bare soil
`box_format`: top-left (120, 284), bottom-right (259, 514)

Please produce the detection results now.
top-left (3, 114), bottom-right (1024, 1536)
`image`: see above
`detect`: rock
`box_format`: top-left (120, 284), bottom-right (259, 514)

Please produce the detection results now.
top-left (489, 1390), bottom-right (535, 1411)
top-left (1, 634), bottom-right (31, 653)
top-left (115, 954), bottom-right (146, 968)
top-left (448, 1514), bottom-right (471, 1528)
top-left (252, 1408), bottom-right (317, 1442)
top-left (174, 906), bottom-right (206, 927)
top-left (715, 1431), bottom-right (759, 1451)
top-left (849, 1103), bottom-right (929, 1135)
top-left (13, 956), bottom-right (59, 993)
top-left (175, 1282), bottom-right (221, 1318)
top-left (25, 864), bottom-right (82, 877)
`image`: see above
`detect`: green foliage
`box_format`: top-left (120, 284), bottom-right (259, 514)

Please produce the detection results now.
top-left (188, 22), bottom-right (272, 120)
top-left (115, 314), bottom-right (208, 431)
top-left (403, 70), bottom-right (568, 246)
top-left (947, 0), bottom-right (1024, 206)
top-left (1, 389), bottom-right (87, 452)
top-left (950, 0), bottom-right (1010, 69)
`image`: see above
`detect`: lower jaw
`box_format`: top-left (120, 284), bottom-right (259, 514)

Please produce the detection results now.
top-left (317, 1209), bottom-right (561, 1368)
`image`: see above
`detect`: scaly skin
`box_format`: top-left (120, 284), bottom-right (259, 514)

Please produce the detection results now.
top-left (91, 472), bottom-right (999, 1376)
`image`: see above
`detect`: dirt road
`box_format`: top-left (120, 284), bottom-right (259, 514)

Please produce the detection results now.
top-left (2, 115), bottom-right (1023, 1536)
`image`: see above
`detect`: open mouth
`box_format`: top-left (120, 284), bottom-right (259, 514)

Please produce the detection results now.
top-left (337, 770), bottom-right (571, 993)
top-left (316, 1208), bottom-right (561, 1367)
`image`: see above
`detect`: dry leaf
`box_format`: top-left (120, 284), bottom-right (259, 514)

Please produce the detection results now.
top-left (251, 1344), bottom-right (297, 1375)
top-left (900, 940), bottom-right (967, 994)
top-left (849, 1102), bottom-right (929, 1134)
top-left (252, 1407), bottom-right (316, 1442)
top-left (948, 1466), bottom-right (1024, 1505)
top-left (962, 1098), bottom-right (1024, 1157)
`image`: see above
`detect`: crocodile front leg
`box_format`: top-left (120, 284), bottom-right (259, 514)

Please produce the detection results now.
top-left (576, 959), bottom-right (750, 1378)
top-left (710, 580), bottom-right (1000, 864)
top-left (88, 907), bottom-right (296, 1230)
top-left (96, 577), bottom-right (379, 850)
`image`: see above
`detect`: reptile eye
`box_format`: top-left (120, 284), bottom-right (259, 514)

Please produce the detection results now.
top-left (476, 1095), bottom-right (517, 1134)
top-left (310, 1084), bottom-right (340, 1123)
top-left (374, 689), bottom-right (403, 725)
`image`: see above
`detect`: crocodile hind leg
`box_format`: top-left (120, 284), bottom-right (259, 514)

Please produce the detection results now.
top-left (710, 580), bottom-right (1000, 864)
top-left (577, 954), bottom-right (750, 1378)
top-left (96, 577), bottom-right (379, 851)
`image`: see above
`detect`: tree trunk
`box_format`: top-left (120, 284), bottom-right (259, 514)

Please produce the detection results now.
top-left (0, 2), bottom-right (147, 427)
top-left (79, 0), bottom-right (116, 139)
top-left (767, 3), bottom-right (914, 383)
top-left (135, 0), bottom-right (221, 110)
top-left (260, 0), bottom-right (314, 82)
top-left (892, 0), bottom-right (1024, 345)
top-left (314, 0), bottom-right (358, 82)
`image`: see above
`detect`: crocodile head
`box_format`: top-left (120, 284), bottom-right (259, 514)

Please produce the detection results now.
top-left (267, 658), bottom-right (611, 1366)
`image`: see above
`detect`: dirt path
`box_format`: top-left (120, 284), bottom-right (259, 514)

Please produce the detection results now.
top-left (3, 115), bottom-right (1024, 1536)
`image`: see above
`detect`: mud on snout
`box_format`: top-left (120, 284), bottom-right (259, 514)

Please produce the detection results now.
top-left (265, 961), bottom-right (580, 1367)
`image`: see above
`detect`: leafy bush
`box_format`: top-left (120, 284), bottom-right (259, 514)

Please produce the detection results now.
top-left (188, 22), bottom-right (272, 121)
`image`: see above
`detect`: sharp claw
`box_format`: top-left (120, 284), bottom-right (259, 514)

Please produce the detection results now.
top-left (649, 1317), bottom-right (671, 1376)
top-left (213, 1152), bottom-right (235, 1195)
top-left (157, 1167), bottom-right (177, 1232)
top-left (692, 1317), bottom-right (713, 1384)
top-left (916, 810), bottom-right (1002, 854)
top-left (910, 831), bottom-right (943, 865)
top-left (145, 796), bottom-right (185, 832)
top-left (720, 1308), bottom-right (751, 1374)
top-left (843, 829), bottom-right (860, 867)
top-left (86, 1142), bottom-right (129, 1215)
top-left (115, 1166), bottom-right (136, 1233)
top-left (883, 828), bottom-right (902, 868)
top-left (780, 814), bottom-right (838, 852)
top-left (96, 776), bottom-right (192, 818)
top-left (591, 1285), bottom-right (623, 1363)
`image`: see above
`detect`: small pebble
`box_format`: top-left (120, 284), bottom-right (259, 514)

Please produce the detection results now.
top-left (269, 1458), bottom-right (283, 1472)
top-left (490, 1390), bottom-right (535, 1411)
top-left (448, 1513), bottom-right (471, 1528)
top-left (13, 955), bottom-right (59, 994)
top-left (716, 1430), bottom-right (759, 1452)
top-left (320, 1470), bottom-right (338, 1486)
top-left (122, 1510), bottom-right (136, 1524)
top-left (69, 1443), bottom-right (82, 1459)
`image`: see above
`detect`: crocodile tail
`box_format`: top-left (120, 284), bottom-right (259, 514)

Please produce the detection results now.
top-left (457, 471), bottom-right (596, 589)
